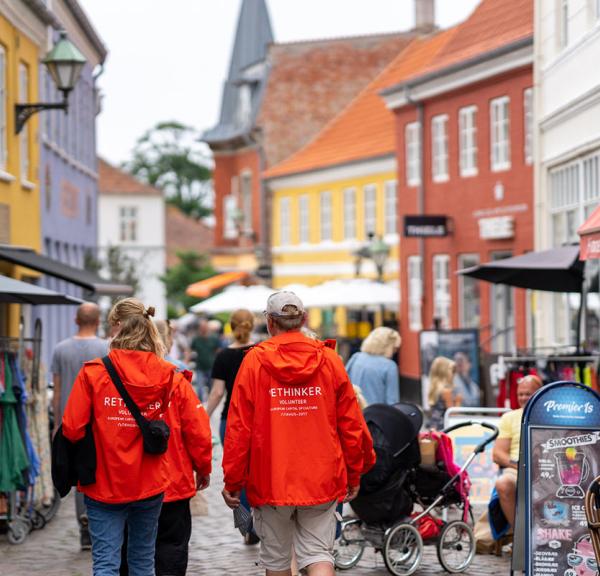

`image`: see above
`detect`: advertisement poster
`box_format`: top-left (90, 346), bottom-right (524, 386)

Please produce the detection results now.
top-left (530, 428), bottom-right (600, 576)
top-left (520, 382), bottom-right (600, 576)
top-left (446, 418), bottom-right (504, 504)
top-left (419, 329), bottom-right (479, 408)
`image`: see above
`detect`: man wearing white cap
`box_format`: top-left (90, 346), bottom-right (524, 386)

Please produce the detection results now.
top-left (222, 291), bottom-right (374, 576)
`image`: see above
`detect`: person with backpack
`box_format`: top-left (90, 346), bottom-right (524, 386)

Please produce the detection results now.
top-left (62, 298), bottom-right (212, 576)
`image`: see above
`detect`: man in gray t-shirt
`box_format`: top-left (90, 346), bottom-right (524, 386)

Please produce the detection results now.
top-left (51, 301), bottom-right (108, 550)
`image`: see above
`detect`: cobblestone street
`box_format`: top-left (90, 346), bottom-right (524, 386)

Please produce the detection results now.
top-left (0, 453), bottom-right (512, 575)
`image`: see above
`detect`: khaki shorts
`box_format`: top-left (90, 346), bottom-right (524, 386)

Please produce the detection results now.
top-left (253, 500), bottom-right (337, 571)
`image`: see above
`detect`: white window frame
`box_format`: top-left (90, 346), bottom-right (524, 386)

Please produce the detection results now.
top-left (343, 187), bottom-right (356, 240)
top-left (240, 171), bottom-right (253, 233)
top-left (223, 194), bottom-right (238, 239)
top-left (524, 88), bottom-right (533, 165)
top-left (433, 255), bottom-right (451, 329)
top-left (0, 46), bottom-right (6, 170)
top-left (19, 63), bottom-right (30, 181)
top-left (384, 180), bottom-right (397, 236)
top-left (298, 195), bottom-right (310, 244)
top-left (408, 255), bottom-right (423, 332)
top-left (458, 254), bottom-right (481, 329)
top-left (490, 96), bottom-right (511, 172)
top-left (363, 184), bottom-right (377, 238)
top-left (119, 206), bottom-right (138, 242)
top-left (431, 115), bottom-right (449, 182)
top-left (405, 122), bottom-right (421, 186)
top-left (279, 197), bottom-right (291, 246)
top-left (320, 191), bottom-right (332, 242)
top-left (459, 106), bottom-right (478, 177)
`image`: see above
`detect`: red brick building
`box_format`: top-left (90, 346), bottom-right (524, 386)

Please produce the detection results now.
top-left (380, 0), bottom-right (534, 400)
top-left (203, 0), bottom-right (427, 278)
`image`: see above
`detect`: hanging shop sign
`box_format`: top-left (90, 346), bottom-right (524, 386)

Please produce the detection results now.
top-left (521, 381), bottom-right (600, 576)
top-left (403, 215), bottom-right (448, 238)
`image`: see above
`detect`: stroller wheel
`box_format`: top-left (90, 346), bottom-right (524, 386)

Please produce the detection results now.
top-left (7, 519), bottom-right (29, 545)
top-left (436, 520), bottom-right (475, 573)
top-left (334, 518), bottom-right (365, 570)
top-left (383, 522), bottom-right (423, 576)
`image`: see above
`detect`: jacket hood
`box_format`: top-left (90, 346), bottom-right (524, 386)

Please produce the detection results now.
top-left (106, 349), bottom-right (175, 399)
top-left (253, 332), bottom-right (325, 385)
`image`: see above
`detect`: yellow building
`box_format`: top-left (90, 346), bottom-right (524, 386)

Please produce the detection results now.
top-left (0, 3), bottom-right (46, 332)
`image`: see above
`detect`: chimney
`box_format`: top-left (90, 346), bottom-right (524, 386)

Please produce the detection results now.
top-left (414, 0), bottom-right (436, 33)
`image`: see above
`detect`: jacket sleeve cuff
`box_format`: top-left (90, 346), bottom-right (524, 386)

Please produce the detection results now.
top-left (224, 482), bottom-right (244, 493)
top-left (347, 473), bottom-right (361, 487)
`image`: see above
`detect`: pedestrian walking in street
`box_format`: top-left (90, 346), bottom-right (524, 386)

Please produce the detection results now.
top-left (205, 308), bottom-right (259, 545)
top-left (119, 317), bottom-right (212, 576)
top-left (190, 317), bottom-right (221, 401)
top-left (51, 301), bottom-right (109, 550)
top-left (427, 356), bottom-right (460, 430)
top-left (61, 298), bottom-right (212, 576)
top-left (222, 291), bottom-right (374, 576)
top-left (345, 327), bottom-right (401, 406)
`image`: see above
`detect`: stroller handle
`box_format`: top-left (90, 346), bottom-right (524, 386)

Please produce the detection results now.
top-left (442, 420), bottom-right (500, 454)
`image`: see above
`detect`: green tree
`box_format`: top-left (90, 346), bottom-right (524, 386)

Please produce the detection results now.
top-left (161, 250), bottom-right (216, 315)
top-left (126, 121), bottom-right (212, 219)
top-left (84, 246), bottom-right (141, 306)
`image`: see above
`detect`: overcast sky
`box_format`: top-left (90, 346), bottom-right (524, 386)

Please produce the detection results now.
top-left (79, 0), bottom-right (481, 166)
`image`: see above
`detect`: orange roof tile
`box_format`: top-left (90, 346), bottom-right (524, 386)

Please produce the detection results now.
top-left (388, 0), bottom-right (533, 90)
top-left (263, 29), bottom-right (457, 179)
top-left (98, 158), bottom-right (163, 197)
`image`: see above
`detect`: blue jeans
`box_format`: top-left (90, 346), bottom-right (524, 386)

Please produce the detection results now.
top-left (85, 493), bottom-right (163, 576)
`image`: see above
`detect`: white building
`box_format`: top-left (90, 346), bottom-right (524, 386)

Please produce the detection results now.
top-left (535, 0), bottom-right (600, 349)
top-left (97, 159), bottom-right (167, 317)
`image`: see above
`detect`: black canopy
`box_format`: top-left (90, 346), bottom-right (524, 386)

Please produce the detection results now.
top-left (457, 245), bottom-right (583, 293)
top-left (0, 246), bottom-right (133, 296)
top-left (0, 275), bottom-right (83, 305)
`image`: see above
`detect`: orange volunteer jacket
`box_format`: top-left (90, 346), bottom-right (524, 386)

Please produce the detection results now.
top-left (163, 369), bottom-right (212, 502)
top-left (63, 349), bottom-right (174, 504)
top-left (223, 331), bottom-right (375, 507)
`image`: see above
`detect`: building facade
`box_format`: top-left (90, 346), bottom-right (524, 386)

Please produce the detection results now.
top-left (204, 0), bottom-right (419, 282)
top-left (535, 0), bottom-right (600, 350)
top-left (0, 1), bottom-right (46, 335)
top-left (38, 0), bottom-right (107, 366)
top-left (382, 0), bottom-right (534, 401)
top-left (98, 159), bottom-right (167, 319)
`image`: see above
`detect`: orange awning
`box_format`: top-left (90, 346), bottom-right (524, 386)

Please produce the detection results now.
top-left (578, 205), bottom-right (600, 260)
top-left (186, 271), bottom-right (249, 298)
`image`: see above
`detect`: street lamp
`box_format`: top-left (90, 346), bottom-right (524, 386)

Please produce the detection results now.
top-left (15, 31), bottom-right (86, 134)
top-left (369, 236), bottom-right (391, 283)
top-left (353, 234), bottom-right (391, 283)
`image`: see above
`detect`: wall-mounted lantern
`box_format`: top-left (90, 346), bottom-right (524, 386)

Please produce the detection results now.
top-left (15, 31), bottom-right (86, 134)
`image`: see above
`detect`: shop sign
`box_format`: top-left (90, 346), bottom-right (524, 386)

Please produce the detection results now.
top-left (521, 382), bottom-right (600, 576)
top-left (580, 234), bottom-right (600, 260)
top-left (403, 215), bottom-right (448, 238)
top-left (478, 215), bottom-right (514, 240)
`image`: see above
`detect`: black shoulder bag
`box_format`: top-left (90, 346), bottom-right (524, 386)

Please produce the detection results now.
top-left (101, 356), bottom-right (170, 455)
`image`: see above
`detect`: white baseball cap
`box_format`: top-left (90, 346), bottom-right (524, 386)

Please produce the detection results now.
top-left (265, 291), bottom-right (305, 317)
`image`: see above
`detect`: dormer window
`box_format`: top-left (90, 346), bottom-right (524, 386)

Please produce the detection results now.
top-left (236, 83), bottom-right (252, 127)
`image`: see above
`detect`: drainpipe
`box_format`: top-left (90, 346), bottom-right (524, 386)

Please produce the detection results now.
top-left (406, 90), bottom-right (426, 330)
top-left (243, 131), bottom-right (270, 284)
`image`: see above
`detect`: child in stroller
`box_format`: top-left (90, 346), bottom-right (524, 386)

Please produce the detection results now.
top-left (334, 402), bottom-right (498, 575)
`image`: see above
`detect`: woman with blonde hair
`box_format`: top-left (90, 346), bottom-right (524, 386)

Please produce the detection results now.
top-left (345, 326), bottom-right (401, 406)
top-left (427, 356), bottom-right (461, 430)
top-left (205, 308), bottom-right (257, 544)
top-left (62, 298), bottom-right (212, 576)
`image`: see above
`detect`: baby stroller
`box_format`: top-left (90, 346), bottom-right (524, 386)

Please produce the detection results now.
top-left (335, 402), bottom-right (498, 575)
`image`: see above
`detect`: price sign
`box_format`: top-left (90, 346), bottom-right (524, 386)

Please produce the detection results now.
top-left (521, 382), bottom-right (600, 576)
